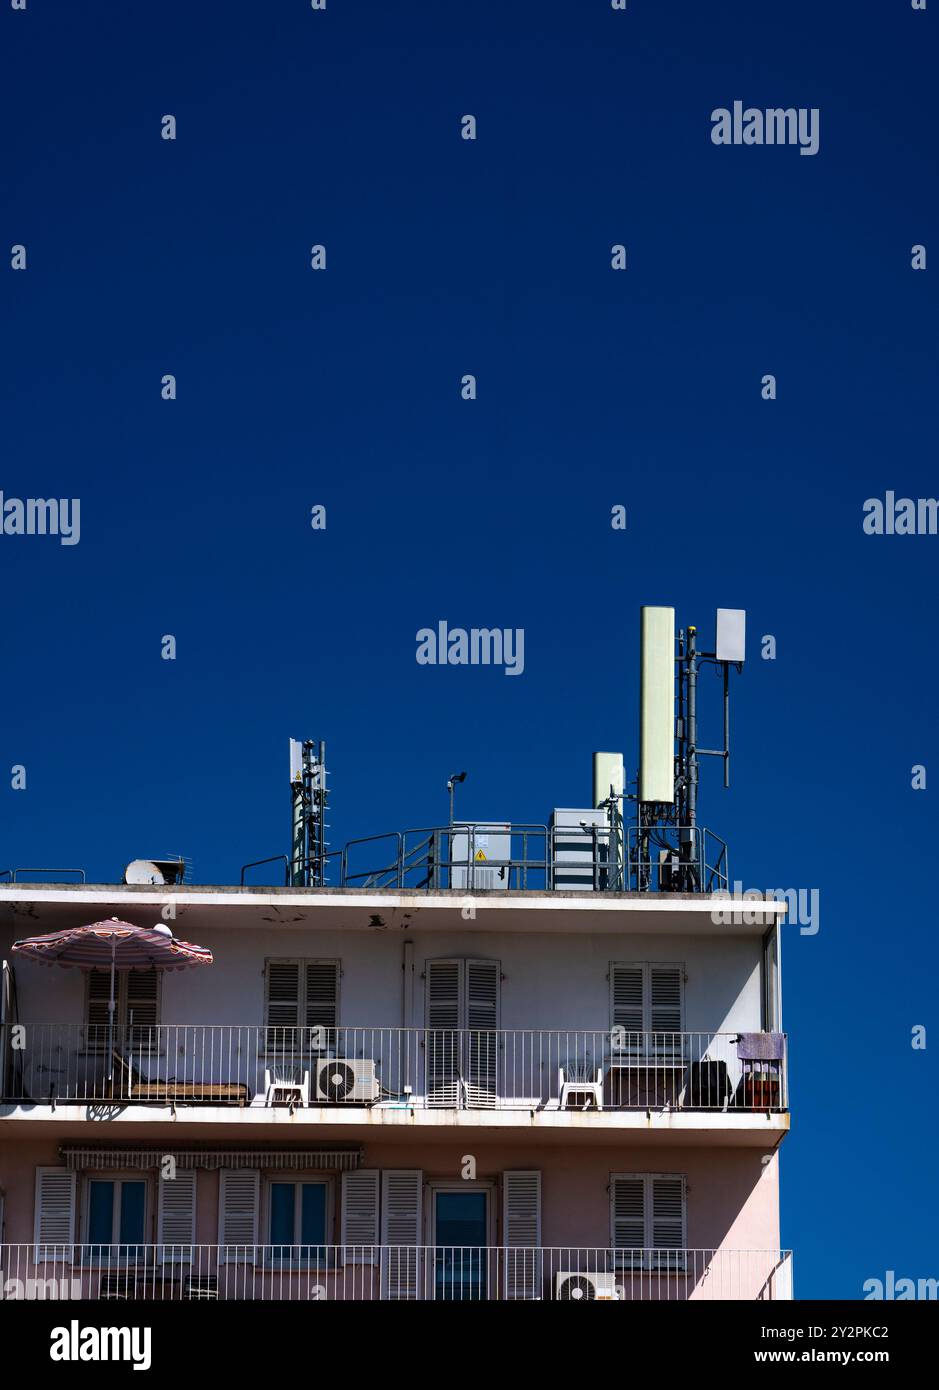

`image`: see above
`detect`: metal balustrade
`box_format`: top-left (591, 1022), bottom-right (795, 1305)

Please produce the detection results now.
top-left (0, 1025), bottom-right (787, 1112)
top-left (0, 1244), bottom-right (793, 1301)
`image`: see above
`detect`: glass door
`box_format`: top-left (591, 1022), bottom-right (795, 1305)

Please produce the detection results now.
top-left (433, 1190), bottom-right (489, 1300)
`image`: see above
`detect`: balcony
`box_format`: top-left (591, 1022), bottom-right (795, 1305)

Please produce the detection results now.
top-left (0, 1243), bottom-right (793, 1300)
top-left (0, 1025), bottom-right (787, 1117)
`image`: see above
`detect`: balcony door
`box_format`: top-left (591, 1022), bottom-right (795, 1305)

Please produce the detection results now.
top-left (431, 1186), bottom-right (492, 1301)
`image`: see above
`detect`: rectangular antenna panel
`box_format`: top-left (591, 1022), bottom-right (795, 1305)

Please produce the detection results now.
top-left (639, 606), bottom-right (675, 803)
top-left (289, 738), bottom-right (303, 783)
top-left (716, 608), bottom-right (746, 663)
top-left (592, 752), bottom-right (624, 809)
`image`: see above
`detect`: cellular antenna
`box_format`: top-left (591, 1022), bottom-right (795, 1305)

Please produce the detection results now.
top-left (289, 738), bottom-right (328, 886)
top-left (634, 606), bottom-right (745, 893)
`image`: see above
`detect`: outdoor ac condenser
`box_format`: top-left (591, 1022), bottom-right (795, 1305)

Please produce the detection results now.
top-left (315, 1058), bottom-right (379, 1103)
top-left (554, 1271), bottom-right (619, 1301)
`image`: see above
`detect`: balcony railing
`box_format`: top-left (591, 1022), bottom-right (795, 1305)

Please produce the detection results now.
top-left (0, 1025), bottom-right (787, 1112)
top-left (0, 1244), bottom-right (793, 1301)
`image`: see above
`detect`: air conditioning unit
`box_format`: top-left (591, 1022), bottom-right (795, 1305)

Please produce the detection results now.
top-left (315, 1058), bottom-right (379, 1103)
top-left (555, 1270), bottom-right (619, 1301)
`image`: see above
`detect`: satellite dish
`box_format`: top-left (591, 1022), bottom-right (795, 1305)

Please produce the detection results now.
top-left (124, 860), bottom-right (166, 886)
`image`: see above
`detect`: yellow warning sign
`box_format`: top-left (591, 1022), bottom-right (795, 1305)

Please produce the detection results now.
top-left (474, 849), bottom-right (487, 862)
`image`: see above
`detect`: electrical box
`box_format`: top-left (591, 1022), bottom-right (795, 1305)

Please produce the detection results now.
top-left (450, 823), bottom-right (512, 890)
top-left (551, 808), bottom-right (611, 891)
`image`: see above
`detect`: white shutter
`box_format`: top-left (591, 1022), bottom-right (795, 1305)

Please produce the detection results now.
top-left (650, 965), bottom-right (683, 1032)
top-left (465, 959), bottom-right (500, 1107)
top-left (650, 1175), bottom-right (686, 1269)
top-left (611, 964), bottom-right (644, 1040)
top-left (34, 1167), bottom-right (76, 1262)
top-left (341, 1170), bottom-right (380, 1264)
top-left (218, 1170), bottom-right (259, 1263)
top-left (126, 969), bottom-right (160, 1042)
top-left (0, 960), bottom-right (12, 1097)
top-left (611, 1173), bottom-right (686, 1271)
top-left (304, 961), bottom-right (339, 1030)
top-left (425, 960), bottom-right (461, 1106)
top-left (157, 1170), bottom-right (196, 1262)
top-left (86, 970), bottom-right (113, 1032)
top-left (265, 960), bottom-right (301, 1041)
top-left (380, 1170), bottom-right (422, 1299)
top-left (502, 1170), bottom-right (541, 1300)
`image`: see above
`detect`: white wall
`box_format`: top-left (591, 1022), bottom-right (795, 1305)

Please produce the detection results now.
top-left (1, 924), bottom-right (763, 1033)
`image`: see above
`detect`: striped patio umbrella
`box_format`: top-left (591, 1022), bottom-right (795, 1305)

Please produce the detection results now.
top-left (11, 918), bottom-right (213, 1079)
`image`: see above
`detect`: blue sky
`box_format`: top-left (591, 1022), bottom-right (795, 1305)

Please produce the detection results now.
top-left (1, 1), bottom-right (937, 1297)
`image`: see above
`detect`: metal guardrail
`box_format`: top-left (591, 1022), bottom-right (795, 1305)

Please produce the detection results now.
top-left (332, 823), bottom-right (729, 894)
top-left (0, 1026), bottom-right (787, 1111)
top-left (0, 1244), bottom-right (793, 1301)
top-left (0, 868), bottom-right (86, 884)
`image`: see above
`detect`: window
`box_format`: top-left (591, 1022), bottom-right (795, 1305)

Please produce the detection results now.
top-left (85, 969), bottom-right (160, 1048)
top-left (610, 1173), bottom-right (686, 1271)
top-left (267, 1179), bottom-right (330, 1264)
top-left (264, 959), bottom-right (339, 1052)
top-left (609, 962), bottom-right (683, 1053)
top-left (83, 1178), bottom-right (148, 1262)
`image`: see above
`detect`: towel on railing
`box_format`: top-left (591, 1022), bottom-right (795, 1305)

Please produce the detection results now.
top-left (736, 1032), bottom-right (784, 1062)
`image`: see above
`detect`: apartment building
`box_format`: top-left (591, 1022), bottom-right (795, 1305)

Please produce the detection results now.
top-left (0, 821), bottom-right (792, 1303)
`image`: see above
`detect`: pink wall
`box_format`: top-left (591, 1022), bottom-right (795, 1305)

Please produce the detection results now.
top-left (0, 1134), bottom-right (780, 1252)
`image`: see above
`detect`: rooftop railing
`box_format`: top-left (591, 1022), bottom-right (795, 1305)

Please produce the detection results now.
top-left (0, 1244), bottom-right (793, 1301)
top-left (0, 1025), bottom-right (787, 1112)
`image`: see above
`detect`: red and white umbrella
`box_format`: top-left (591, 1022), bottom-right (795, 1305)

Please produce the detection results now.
top-left (12, 917), bottom-right (213, 1078)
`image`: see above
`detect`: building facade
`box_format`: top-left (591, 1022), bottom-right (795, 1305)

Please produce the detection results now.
top-left (0, 857), bottom-right (792, 1301)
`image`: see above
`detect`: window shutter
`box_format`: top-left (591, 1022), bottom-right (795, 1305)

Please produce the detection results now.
top-left (465, 959), bottom-right (500, 1107)
top-left (341, 1169), bottom-right (380, 1264)
top-left (218, 1170), bottom-right (259, 1263)
top-left (502, 1170), bottom-right (541, 1299)
top-left (380, 1170), bottom-right (422, 1298)
top-left (86, 970), bottom-right (113, 1031)
top-left (611, 964), bottom-right (644, 1033)
top-left (265, 960), bottom-right (301, 1050)
top-left (650, 1175), bottom-right (686, 1268)
top-left (650, 965), bottom-right (683, 1033)
top-left (126, 969), bottom-right (160, 1037)
top-left (304, 961), bottom-right (339, 1029)
top-left (425, 960), bottom-right (462, 1107)
top-left (610, 1175), bottom-right (645, 1265)
top-left (34, 1167), bottom-right (76, 1262)
top-left (157, 1170), bottom-right (196, 1262)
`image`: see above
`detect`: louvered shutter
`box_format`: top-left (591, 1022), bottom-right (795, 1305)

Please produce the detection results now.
top-left (650, 1175), bottom-right (686, 1270)
top-left (0, 959), bottom-right (12, 1097)
top-left (265, 960), bottom-right (301, 1050)
top-left (218, 1170), bottom-right (259, 1263)
top-left (34, 1167), bottom-right (76, 1262)
top-left (126, 969), bottom-right (160, 1044)
top-left (157, 1170), bottom-right (196, 1263)
top-left (341, 1170), bottom-right (379, 1265)
top-left (86, 970), bottom-right (113, 1044)
top-left (380, 1170), bottom-right (422, 1298)
top-left (465, 959), bottom-right (500, 1107)
top-left (425, 960), bottom-right (461, 1106)
top-left (611, 964), bottom-right (644, 1053)
top-left (305, 960), bottom-right (339, 1052)
top-left (502, 1170), bottom-right (541, 1299)
top-left (649, 964), bottom-right (683, 1058)
top-left (611, 1175), bottom-right (645, 1269)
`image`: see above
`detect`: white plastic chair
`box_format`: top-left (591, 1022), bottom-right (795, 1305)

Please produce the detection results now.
top-left (264, 1064), bottom-right (310, 1108)
top-left (558, 1059), bottom-right (604, 1111)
